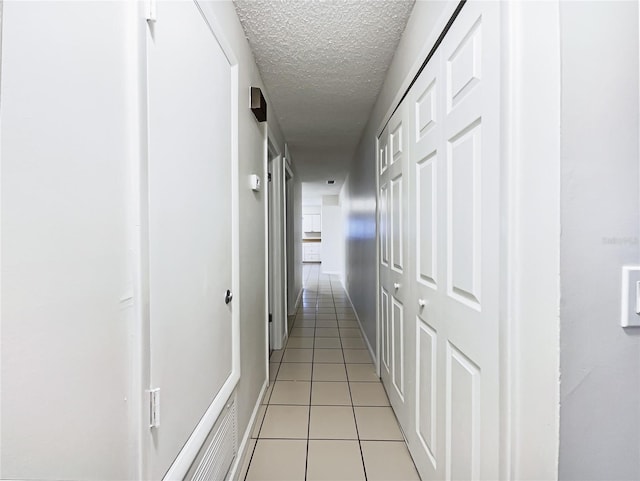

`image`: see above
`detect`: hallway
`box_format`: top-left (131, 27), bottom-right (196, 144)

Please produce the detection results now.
top-left (2, 1), bottom-right (640, 479)
top-left (241, 265), bottom-right (419, 481)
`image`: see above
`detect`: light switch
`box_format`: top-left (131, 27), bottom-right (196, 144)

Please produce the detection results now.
top-left (620, 266), bottom-right (640, 327)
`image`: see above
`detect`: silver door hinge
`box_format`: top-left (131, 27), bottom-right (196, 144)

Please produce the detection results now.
top-left (146, 0), bottom-right (157, 22)
top-left (148, 388), bottom-right (160, 429)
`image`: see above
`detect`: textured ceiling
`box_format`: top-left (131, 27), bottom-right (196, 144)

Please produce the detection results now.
top-left (234, 0), bottom-right (415, 197)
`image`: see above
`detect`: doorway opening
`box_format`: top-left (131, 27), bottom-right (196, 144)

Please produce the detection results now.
top-left (266, 137), bottom-right (287, 352)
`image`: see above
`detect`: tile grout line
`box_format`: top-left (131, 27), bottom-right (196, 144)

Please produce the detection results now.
top-left (242, 430), bottom-right (259, 481)
top-left (333, 276), bottom-right (369, 481)
top-left (249, 265), bottom-right (313, 480)
top-left (252, 267), bottom-right (408, 480)
top-left (256, 268), bottom-right (383, 480)
top-left (304, 264), bottom-right (320, 481)
top-left (253, 436), bottom-right (409, 442)
top-left (246, 281), bottom-right (293, 480)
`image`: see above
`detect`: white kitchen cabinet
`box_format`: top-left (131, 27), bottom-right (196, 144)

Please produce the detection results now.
top-left (302, 215), bottom-right (312, 233)
top-left (303, 242), bottom-right (322, 262)
top-left (303, 214), bottom-right (321, 233)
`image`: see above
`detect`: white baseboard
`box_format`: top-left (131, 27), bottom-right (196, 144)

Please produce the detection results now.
top-left (227, 380), bottom-right (267, 481)
top-left (295, 288), bottom-right (303, 309)
top-left (341, 282), bottom-right (377, 366)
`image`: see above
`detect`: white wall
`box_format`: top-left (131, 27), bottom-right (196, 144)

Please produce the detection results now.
top-left (320, 195), bottom-right (344, 277)
top-left (1, 1), bottom-right (286, 478)
top-left (302, 204), bottom-right (321, 216)
top-left (286, 156), bottom-right (303, 314)
top-left (1, 2), bottom-right (135, 478)
top-left (558, 2), bottom-right (640, 478)
top-left (342, 0), bottom-right (452, 348)
top-left (302, 205), bottom-right (321, 213)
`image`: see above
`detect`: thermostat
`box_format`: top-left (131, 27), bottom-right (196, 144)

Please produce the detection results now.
top-left (249, 174), bottom-right (261, 192)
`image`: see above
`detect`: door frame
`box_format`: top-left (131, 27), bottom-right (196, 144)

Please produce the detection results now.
top-left (283, 159), bottom-right (294, 321)
top-left (266, 132), bottom-right (288, 351)
top-left (373, 1), bottom-right (561, 478)
top-left (499, 2), bottom-right (561, 478)
top-left (375, 134), bottom-right (382, 379)
top-left (267, 150), bottom-right (275, 354)
top-left (132, 1), bottom-right (241, 478)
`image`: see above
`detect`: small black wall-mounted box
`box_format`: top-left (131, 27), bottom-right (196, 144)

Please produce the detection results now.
top-left (251, 87), bottom-right (267, 122)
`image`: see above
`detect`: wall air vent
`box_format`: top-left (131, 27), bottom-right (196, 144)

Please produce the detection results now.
top-left (188, 399), bottom-right (238, 481)
top-left (327, 180), bottom-right (335, 185)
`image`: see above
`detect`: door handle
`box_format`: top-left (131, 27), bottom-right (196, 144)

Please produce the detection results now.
top-left (418, 299), bottom-right (426, 308)
top-left (393, 282), bottom-right (401, 290)
top-left (225, 289), bottom-right (233, 305)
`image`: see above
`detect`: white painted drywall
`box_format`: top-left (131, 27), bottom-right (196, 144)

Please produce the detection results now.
top-left (342, 0), bottom-right (452, 350)
top-left (558, 2), bottom-right (640, 479)
top-left (0, 2), bottom-right (134, 478)
top-left (339, 179), bottom-right (350, 291)
top-left (286, 154), bottom-right (303, 314)
top-left (0, 1), bottom-right (287, 479)
top-left (320, 196), bottom-right (344, 278)
top-left (302, 205), bottom-right (321, 213)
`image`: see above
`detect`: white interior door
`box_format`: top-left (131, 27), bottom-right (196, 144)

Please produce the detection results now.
top-left (378, 104), bottom-right (410, 429)
top-left (436, 4), bottom-right (502, 477)
top-left (268, 157), bottom-right (274, 351)
top-left (407, 46), bottom-right (444, 480)
top-left (146, 2), bottom-right (238, 478)
top-left (379, 1), bottom-right (502, 479)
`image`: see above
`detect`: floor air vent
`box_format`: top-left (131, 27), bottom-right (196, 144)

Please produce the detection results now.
top-left (190, 399), bottom-right (237, 481)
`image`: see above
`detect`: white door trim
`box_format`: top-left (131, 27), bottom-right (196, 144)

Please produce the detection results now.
top-left (125, 2), bottom-right (148, 479)
top-left (263, 125), bottom-right (270, 380)
top-left (500, 2), bottom-right (561, 478)
top-left (283, 160), bottom-right (294, 319)
top-left (375, 135), bottom-right (382, 378)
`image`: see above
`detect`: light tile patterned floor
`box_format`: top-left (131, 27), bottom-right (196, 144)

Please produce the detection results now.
top-left (241, 265), bottom-right (420, 481)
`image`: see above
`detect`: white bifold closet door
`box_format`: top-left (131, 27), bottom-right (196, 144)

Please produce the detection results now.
top-left (378, 1), bottom-right (502, 479)
top-left (379, 99), bottom-right (411, 428)
top-left (146, 1), bottom-right (238, 479)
